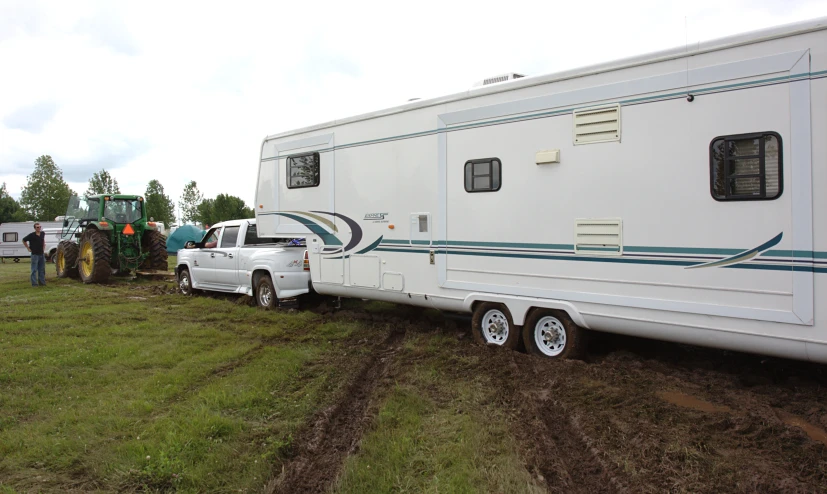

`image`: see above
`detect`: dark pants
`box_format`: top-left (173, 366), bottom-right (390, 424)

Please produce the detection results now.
top-left (30, 254), bottom-right (46, 286)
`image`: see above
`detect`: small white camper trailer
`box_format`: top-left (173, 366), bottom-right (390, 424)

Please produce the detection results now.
top-left (256, 18), bottom-right (827, 363)
top-left (0, 222), bottom-right (61, 262)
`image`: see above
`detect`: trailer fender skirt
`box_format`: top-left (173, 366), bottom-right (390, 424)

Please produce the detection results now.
top-left (462, 293), bottom-right (589, 328)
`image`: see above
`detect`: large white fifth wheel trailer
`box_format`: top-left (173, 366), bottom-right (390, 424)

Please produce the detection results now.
top-left (256, 18), bottom-right (827, 363)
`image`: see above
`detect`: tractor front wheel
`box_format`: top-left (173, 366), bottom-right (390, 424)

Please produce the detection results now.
top-left (141, 230), bottom-right (168, 271)
top-left (55, 241), bottom-right (79, 279)
top-left (78, 230), bottom-right (112, 284)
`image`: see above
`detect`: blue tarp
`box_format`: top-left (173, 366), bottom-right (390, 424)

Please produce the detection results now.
top-left (166, 225), bottom-right (206, 254)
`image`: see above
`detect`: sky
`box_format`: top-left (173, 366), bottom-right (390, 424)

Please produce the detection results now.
top-left (1, 0), bottom-right (826, 223)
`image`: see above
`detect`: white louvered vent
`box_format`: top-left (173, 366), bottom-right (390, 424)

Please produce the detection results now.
top-left (574, 219), bottom-right (622, 256)
top-left (573, 104), bottom-right (621, 145)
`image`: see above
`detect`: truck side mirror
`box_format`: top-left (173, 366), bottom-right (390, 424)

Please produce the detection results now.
top-left (184, 241), bottom-right (195, 249)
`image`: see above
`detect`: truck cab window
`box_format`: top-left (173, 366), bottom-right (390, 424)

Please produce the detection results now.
top-left (203, 228), bottom-right (220, 248)
top-left (221, 226), bottom-right (240, 248)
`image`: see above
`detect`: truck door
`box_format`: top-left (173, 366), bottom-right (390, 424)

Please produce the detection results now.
top-left (213, 225), bottom-right (241, 287)
top-left (191, 227), bottom-right (219, 284)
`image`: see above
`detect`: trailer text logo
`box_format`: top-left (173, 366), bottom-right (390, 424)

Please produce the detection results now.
top-left (364, 212), bottom-right (389, 223)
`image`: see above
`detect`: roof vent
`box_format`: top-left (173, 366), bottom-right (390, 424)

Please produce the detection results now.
top-left (473, 72), bottom-right (526, 87)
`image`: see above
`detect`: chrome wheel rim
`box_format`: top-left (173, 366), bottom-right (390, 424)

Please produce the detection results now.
top-left (179, 271), bottom-right (190, 293)
top-left (258, 284), bottom-right (273, 307)
top-left (535, 316), bottom-right (566, 357)
top-left (481, 309), bottom-right (509, 345)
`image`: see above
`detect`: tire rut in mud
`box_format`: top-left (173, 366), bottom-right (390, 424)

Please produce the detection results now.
top-left (493, 350), bottom-right (628, 494)
top-left (265, 328), bottom-right (406, 494)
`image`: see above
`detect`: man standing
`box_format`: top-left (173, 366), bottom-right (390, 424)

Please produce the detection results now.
top-left (22, 223), bottom-right (47, 287)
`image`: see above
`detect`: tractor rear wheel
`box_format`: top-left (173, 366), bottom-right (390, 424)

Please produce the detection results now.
top-left (78, 229), bottom-right (112, 284)
top-left (55, 241), bottom-right (79, 279)
top-left (141, 230), bottom-right (168, 271)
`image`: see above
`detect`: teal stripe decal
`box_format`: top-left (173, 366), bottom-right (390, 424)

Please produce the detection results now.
top-left (355, 236), bottom-right (384, 255)
top-left (379, 240), bottom-right (827, 259)
top-left (686, 233), bottom-right (783, 269)
top-left (375, 246), bottom-right (827, 273)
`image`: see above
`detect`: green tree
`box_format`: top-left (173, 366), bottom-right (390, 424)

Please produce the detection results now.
top-left (144, 179), bottom-right (175, 226)
top-left (0, 183), bottom-right (31, 222)
top-left (194, 198), bottom-right (215, 227)
top-left (212, 194), bottom-right (254, 223)
top-left (19, 155), bottom-right (75, 221)
top-left (85, 169), bottom-right (120, 195)
top-left (179, 180), bottom-right (204, 224)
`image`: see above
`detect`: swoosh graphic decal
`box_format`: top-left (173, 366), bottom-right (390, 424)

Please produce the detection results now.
top-left (312, 211), bottom-right (363, 252)
top-left (270, 213), bottom-right (342, 246)
top-left (355, 235), bottom-right (384, 255)
top-left (286, 210), bottom-right (338, 232)
top-left (686, 233), bottom-right (783, 269)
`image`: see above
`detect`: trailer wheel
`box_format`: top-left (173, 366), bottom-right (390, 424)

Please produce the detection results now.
top-left (14, 258), bottom-right (20, 263)
top-left (522, 309), bottom-right (587, 360)
top-left (48, 249), bottom-right (57, 263)
top-left (177, 267), bottom-right (196, 295)
top-left (471, 302), bottom-right (521, 349)
top-left (255, 274), bottom-right (278, 310)
top-left (55, 241), bottom-right (79, 279)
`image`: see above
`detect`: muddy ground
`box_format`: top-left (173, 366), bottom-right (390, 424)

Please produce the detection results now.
top-left (267, 299), bottom-right (827, 494)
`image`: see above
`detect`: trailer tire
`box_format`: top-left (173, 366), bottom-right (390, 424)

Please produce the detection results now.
top-left (55, 241), bottom-right (79, 279)
top-left (522, 309), bottom-right (587, 360)
top-left (471, 302), bottom-right (521, 350)
top-left (48, 249), bottom-right (57, 263)
top-left (177, 267), bottom-right (197, 295)
top-left (78, 229), bottom-right (111, 284)
top-left (141, 230), bottom-right (168, 271)
top-left (255, 274), bottom-right (278, 310)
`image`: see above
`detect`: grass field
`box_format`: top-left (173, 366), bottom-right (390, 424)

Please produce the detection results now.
top-left (3, 257), bottom-right (826, 493)
top-left (0, 258), bottom-right (541, 493)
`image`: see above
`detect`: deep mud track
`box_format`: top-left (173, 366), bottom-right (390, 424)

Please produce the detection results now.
top-left (264, 305), bottom-right (827, 493)
top-left (266, 328), bottom-right (406, 494)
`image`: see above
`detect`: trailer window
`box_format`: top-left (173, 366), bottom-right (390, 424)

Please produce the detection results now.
top-left (287, 152), bottom-right (320, 189)
top-left (3, 232), bottom-right (17, 242)
top-left (464, 158), bottom-right (501, 192)
top-left (710, 132), bottom-right (782, 201)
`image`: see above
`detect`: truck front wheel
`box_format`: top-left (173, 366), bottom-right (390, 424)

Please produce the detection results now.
top-left (177, 267), bottom-right (197, 295)
top-left (255, 275), bottom-right (277, 310)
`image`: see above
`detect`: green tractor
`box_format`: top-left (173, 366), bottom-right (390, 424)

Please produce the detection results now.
top-left (55, 194), bottom-right (168, 283)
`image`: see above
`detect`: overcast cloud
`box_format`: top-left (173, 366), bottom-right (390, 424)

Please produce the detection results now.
top-left (1, 0), bottom-right (826, 221)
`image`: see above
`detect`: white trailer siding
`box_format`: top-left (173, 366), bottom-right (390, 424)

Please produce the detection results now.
top-left (256, 19), bottom-right (827, 362)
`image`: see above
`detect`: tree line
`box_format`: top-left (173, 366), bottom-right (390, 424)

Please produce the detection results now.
top-left (0, 155), bottom-right (254, 227)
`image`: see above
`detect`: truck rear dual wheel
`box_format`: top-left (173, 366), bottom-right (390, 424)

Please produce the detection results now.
top-left (256, 275), bottom-right (278, 310)
top-left (55, 241), bottom-right (79, 279)
top-left (78, 230), bottom-right (112, 284)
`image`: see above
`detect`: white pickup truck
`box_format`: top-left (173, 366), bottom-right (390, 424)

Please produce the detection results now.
top-left (175, 219), bottom-right (311, 308)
